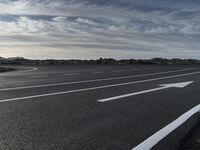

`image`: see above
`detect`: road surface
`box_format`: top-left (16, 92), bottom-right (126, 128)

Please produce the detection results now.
top-left (0, 65), bottom-right (199, 150)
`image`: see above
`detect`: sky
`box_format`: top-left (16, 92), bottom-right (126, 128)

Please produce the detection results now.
top-left (0, 0), bottom-right (200, 59)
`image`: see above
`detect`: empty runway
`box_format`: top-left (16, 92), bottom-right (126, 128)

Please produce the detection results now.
top-left (0, 65), bottom-right (199, 150)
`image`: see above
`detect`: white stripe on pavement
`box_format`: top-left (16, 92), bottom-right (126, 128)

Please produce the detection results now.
top-left (0, 71), bottom-right (200, 103)
top-left (98, 81), bottom-right (193, 102)
top-left (0, 68), bottom-right (193, 91)
top-left (17, 67), bottom-right (38, 73)
top-left (28, 75), bottom-right (48, 78)
top-left (98, 87), bottom-right (167, 102)
top-left (64, 73), bottom-right (80, 76)
top-left (132, 104), bottom-right (200, 150)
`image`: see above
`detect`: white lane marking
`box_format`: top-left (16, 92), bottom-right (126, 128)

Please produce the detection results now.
top-left (64, 73), bottom-right (80, 76)
top-left (28, 75), bottom-right (48, 78)
top-left (0, 72), bottom-right (199, 103)
top-left (114, 70), bottom-right (124, 72)
top-left (93, 72), bottom-right (104, 74)
top-left (17, 67), bottom-right (38, 73)
top-left (0, 68), bottom-right (194, 91)
top-left (28, 67), bottom-right (38, 72)
top-left (98, 81), bottom-right (193, 102)
top-left (132, 104), bottom-right (200, 150)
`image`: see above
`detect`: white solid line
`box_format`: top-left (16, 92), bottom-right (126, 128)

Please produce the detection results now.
top-left (98, 87), bottom-right (166, 102)
top-left (0, 87), bottom-right (164, 103)
top-left (0, 72), bottom-right (199, 103)
top-left (132, 104), bottom-right (200, 150)
top-left (0, 68), bottom-right (194, 91)
top-left (64, 73), bottom-right (80, 76)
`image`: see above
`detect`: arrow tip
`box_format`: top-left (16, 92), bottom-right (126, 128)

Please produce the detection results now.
top-left (159, 81), bottom-right (194, 88)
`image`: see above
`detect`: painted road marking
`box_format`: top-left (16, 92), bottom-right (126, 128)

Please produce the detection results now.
top-left (132, 104), bottom-right (200, 150)
top-left (0, 68), bottom-right (194, 91)
top-left (64, 73), bottom-right (80, 76)
top-left (0, 72), bottom-right (199, 103)
top-left (28, 75), bottom-right (49, 78)
top-left (98, 81), bottom-right (193, 102)
top-left (17, 67), bottom-right (38, 73)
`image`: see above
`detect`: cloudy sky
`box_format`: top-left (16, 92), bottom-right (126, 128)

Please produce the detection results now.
top-left (0, 0), bottom-right (200, 59)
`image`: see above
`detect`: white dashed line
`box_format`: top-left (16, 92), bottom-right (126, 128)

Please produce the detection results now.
top-left (28, 75), bottom-right (48, 78)
top-left (17, 67), bottom-right (38, 73)
top-left (64, 73), bottom-right (80, 76)
top-left (0, 68), bottom-right (194, 91)
top-left (132, 104), bottom-right (200, 150)
top-left (0, 71), bottom-right (199, 102)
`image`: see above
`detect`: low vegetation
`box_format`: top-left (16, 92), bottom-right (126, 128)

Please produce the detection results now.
top-left (1, 57), bottom-right (200, 65)
top-left (0, 67), bottom-right (15, 72)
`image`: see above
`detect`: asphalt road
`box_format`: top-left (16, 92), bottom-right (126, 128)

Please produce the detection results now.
top-left (0, 65), bottom-right (199, 150)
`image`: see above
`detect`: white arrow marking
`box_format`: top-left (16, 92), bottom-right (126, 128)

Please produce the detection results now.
top-left (98, 81), bottom-right (193, 102)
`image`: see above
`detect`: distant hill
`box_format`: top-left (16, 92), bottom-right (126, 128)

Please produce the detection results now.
top-left (0, 57), bottom-right (200, 65)
top-left (6, 57), bottom-right (25, 60)
top-left (0, 56), bottom-right (6, 60)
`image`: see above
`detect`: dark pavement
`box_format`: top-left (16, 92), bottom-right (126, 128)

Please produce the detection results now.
top-left (0, 65), bottom-right (199, 150)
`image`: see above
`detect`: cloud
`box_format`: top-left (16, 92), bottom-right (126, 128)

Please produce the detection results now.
top-left (0, 0), bottom-right (200, 59)
top-left (1, 0), bottom-right (200, 35)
